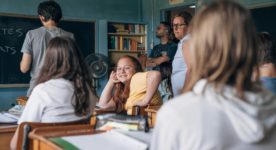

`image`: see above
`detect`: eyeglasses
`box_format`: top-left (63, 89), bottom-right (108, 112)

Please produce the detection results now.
top-left (172, 24), bottom-right (186, 29)
top-left (116, 65), bottom-right (133, 72)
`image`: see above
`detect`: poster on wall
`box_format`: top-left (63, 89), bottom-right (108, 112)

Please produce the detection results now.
top-left (169, 0), bottom-right (184, 5)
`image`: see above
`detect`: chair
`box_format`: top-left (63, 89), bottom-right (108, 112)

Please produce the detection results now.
top-left (16, 96), bottom-right (28, 106)
top-left (16, 116), bottom-right (95, 150)
top-left (145, 106), bottom-right (160, 128)
top-left (130, 105), bottom-right (148, 116)
top-left (94, 107), bottom-right (116, 115)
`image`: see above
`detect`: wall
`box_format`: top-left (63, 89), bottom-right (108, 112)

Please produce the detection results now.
top-left (142, 0), bottom-right (276, 45)
top-left (0, 0), bottom-right (142, 110)
top-left (0, 0), bottom-right (142, 52)
top-left (1, 0), bottom-right (275, 110)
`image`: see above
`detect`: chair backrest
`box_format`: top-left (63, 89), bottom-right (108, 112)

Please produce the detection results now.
top-left (145, 106), bottom-right (160, 128)
top-left (29, 124), bottom-right (99, 150)
top-left (16, 118), bottom-right (91, 150)
top-left (16, 96), bottom-right (28, 106)
top-left (130, 106), bottom-right (149, 116)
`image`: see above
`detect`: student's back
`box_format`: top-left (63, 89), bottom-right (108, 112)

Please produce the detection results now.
top-left (18, 78), bottom-right (81, 123)
top-left (11, 36), bottom-right (97, 150)
top-left (152, 80), bottom-right (276, 150)
top-left (25, 26), bottom-right (73, 76)
top-left (23, 26), bottom-right (73, 91)
top-left (151, 1), bottom-right (276, 149)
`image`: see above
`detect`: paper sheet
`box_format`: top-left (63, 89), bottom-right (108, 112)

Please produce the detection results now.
top-left (0, 112), bottom-right (18, 123)
top-left (61, 130), bottom-right (148, 150)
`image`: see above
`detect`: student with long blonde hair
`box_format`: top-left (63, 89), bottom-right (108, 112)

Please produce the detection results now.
top-left (151, 1), bottom-right (276, 149)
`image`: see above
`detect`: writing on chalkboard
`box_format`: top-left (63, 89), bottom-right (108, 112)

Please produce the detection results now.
top-left (0, 45), bottom-right (16, 55)
top-left (0, 28), bottom-right (24, 55)
top-left (0, 28), bottom-right (24, 37)
top-left (0, 14), bottom-right (95, 85)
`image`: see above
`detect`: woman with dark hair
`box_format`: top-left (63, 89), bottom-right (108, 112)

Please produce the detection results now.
top-left (11, 37), bottom-right (97, 149)
top-left (99, 55), bottom-right (162, 114)
top-left (151, 0), bottom-right (276, 149)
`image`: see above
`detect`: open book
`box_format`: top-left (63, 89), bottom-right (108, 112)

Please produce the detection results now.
top-left (50, 130), bottom-right (148, 150)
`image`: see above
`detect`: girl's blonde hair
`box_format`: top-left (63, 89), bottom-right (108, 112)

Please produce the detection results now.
top-left (184, 0), bottom-right (259, 98)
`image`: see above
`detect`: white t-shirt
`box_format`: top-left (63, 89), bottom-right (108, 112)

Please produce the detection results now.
top-left (18, 78), bottom-right (84, 124)
top-left (171, 34), bottom-right (190, 97)
top-left (151, 79), bottom-right (276, 150)
top-left (21, 26), bottom-right (74, 96)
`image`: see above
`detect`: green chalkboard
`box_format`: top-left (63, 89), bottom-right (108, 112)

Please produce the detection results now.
top-left (0, 14), bottom-right (95, 85)
top-left (251, 5), bottom-right (276, 43)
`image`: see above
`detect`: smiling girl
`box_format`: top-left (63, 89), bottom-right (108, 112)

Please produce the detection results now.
top-left (98, 55), bottom-right (162, 114)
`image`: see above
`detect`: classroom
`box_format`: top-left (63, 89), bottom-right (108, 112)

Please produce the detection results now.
top-left (0, 0), bottom-right (276, 150)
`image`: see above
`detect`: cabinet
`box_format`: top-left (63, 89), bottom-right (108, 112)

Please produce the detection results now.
top-left (106, 22), bottom-right (148, 67)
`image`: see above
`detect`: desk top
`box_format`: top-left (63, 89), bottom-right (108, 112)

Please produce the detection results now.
top-left (0, 124), bottom-right (17, 133)
top-left (53, 130), bottom-right (151, 150)
top-left (29, 119), bottom-right (152, 150)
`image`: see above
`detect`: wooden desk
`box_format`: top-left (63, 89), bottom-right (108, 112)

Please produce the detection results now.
top-left (95, 106), bottom-right (159, 128)
top-left (0, 97), bottom-right (25, 150)
top-left (94, 107), bottom-right (116, 115)
top-left (29, 124), bottom-right (152, 150)
top-left (0, 124), bottom-right (17, 149)
top-left (29, 125), bottom-right (101, 150)
top-left (16, 96), bottom-right (28, 106)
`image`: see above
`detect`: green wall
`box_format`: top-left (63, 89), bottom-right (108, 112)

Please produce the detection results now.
top-left (0, 0), bottom-right (275, 110)
top-left (0, 0), bottom-right (143, 110)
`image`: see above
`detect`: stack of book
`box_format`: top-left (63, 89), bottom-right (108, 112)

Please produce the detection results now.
top-left (97, 114), bottom-right (148, 132)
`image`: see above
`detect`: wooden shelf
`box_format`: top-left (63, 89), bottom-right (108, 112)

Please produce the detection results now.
top-left (107, 22), bottom-right (147, 67)
top-left (108, 49), bottom-right (145, 53)
top-left (108, 33), bottom-right (146, 36)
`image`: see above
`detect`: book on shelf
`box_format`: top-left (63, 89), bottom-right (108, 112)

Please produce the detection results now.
top-left (108, 36), bottom-right (145, 51)
top-left (111, 23), bottom-right (145, 34)
top-left (128, 24), bottom-right (145, 34)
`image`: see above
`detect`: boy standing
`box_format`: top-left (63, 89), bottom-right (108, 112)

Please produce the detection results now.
top-left (20, 0), bottom-right (74, 96)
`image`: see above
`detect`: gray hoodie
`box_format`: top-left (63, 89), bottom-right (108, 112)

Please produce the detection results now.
top-left (151, 79), bottom-right (276, 150)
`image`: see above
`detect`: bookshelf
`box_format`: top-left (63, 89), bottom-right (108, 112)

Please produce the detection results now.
top-left (107, 22), bottom-right (147, 67)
